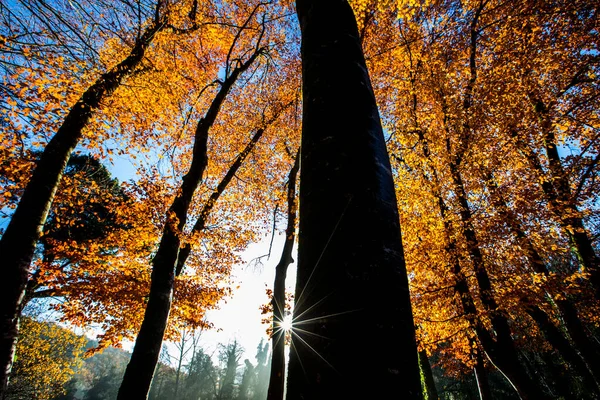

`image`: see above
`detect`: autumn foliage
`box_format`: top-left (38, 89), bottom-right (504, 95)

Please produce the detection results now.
top-left (0, 0), bottom-right (599, 398)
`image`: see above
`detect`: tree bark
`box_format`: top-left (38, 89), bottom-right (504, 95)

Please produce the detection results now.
top-left (418, 349), bottom-right (439, 400)
top-left (286, 1), bottom-right (422, 399)
top-left (117, 50), bottom-right (261, 399)
top-left (266, 153), bottom-right (299, 400)
top-left (0, 12), bottom-right (164, 394)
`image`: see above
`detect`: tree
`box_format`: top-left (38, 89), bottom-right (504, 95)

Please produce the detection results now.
top-left (267, 152), bottom-right (299, 400)
top-left (218, 340), bottom-right (244, 400)
top-left (286, 0), bottom-right (422, 398)
top-left (116, 4), bottom-right (272, 396)
top-left (380, 0), bottom-right (599, 397)
top-left (0, 1), bottom-right (168, 391)
top-left (182, 347), bottom-right (218, 400)
top-left (5, 317), bottom-right (86, 400)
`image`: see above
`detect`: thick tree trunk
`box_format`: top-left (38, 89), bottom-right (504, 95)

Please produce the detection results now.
top-left (286, 1), bottom-right (422, 399)
top-left (117, 52), bottom-right (260, 399)
top-left (0, 17), bottom-right (163, 394)
top-left (267, 154), bottom-right (299, 400)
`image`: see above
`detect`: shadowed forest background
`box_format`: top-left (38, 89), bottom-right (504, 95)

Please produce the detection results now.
top-left (0, 0), bottom-right (599, 399)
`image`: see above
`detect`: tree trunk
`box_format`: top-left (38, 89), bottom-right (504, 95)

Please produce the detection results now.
top-left (175, 128), bottom-right (265, 276)
top-left (117, 51), bottom-right (261, 399)
top-left (286, 1), bottom-right (422, 399)
top-left (473, 347), bottom-right (492, 400)
top-left (513, 117), bottom-right (600, 300)
top-left (174, 101), bottom-right (290, 276)
top-left (448, 165), bottom-right (544, 400)
top-left (412, 110), bottom-right (537, 399)
top-left (266, 154), bottom-right (299, 400)
top-left (0, 16), bottom-right (164, 394)
top-left (418, 349), bottom-right (439, 400)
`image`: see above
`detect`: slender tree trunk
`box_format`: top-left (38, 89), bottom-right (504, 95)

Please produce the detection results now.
top-left (513, 115), bottom-right (600, 300)
top-left (412, 111), bottom-right (533, 399)
top-left (174, 332), bottom-right (187, 400)
top-left (473, 347), bottom-right (492, 400)
top-left (286, 1), bottom-right (422, 398)
top-left (266, 153), bottom-right (299, 400)
top-left (556, 299), bottom-right (600, 376)
top-left (175, 127), bottom-right (266, 276)
top-left (418, 349), bottom-right (439, 400)
top-left (174, 101), bottom-right (292, 276)
top-left (117, 51), bottom-right (261, 399)
top-left (0, 14), bottom-right (164, 394)
top-left (448, 165), bottom-right (544, 400)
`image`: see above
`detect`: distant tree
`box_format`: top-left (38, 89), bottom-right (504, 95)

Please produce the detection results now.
top-left (252, 340), bottom-right (270, 400)
top-left (182, 347), bottom-right (218, 400)
top-left (5, 317), bottom-right (86, 400)
top-left (78, 347), bottom-right (129, 400)
top-left (237, 360), bottom-right (255, 400)
top-left (218, 341), bottom-right (244, 400)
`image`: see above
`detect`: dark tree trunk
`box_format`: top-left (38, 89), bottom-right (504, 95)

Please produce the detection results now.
top-left (536, 99), bottom-right (600, 297)
top-left (175, 102), bottom-right (289, 275)
top-left (117, 51), bottom-right (261, 399)
top-left (174, 128), bottom-right (265, 276)
top-left (418, 349), bottom-right (439, 400)
top-left (513, 115), bottom-right (600, 300)
top-left (0, 15), bottom-right (164, 394)
top-left (448, 165), bottom-right (544, 400)
top-left (286, 1), bottom-right (422, 399)
top-left (556, 300), bottom-right (600, 378)
top-left (540, 351), bottom-right (577, 399)
top-left (412, 112), bottom-right (538, 399)
top-left (266, 154), bottom-right (299, 400)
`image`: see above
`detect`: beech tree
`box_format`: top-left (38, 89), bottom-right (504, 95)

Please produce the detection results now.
top-left (286, 0), bottom-right (422, 398)
top-left (117, 2), bottom-right (299, 396)
top-left (0, 0), bottom-right (170, 391)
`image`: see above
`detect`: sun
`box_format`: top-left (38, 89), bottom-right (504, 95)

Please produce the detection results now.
top-left (281, 314), bottom-right (293, 332)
